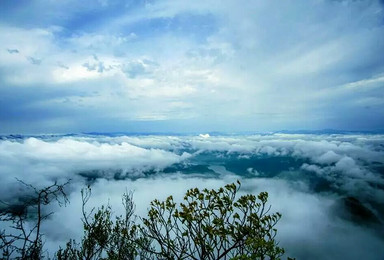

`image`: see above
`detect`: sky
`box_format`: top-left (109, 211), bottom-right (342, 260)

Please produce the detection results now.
top-left (1, 0), bottom-right (384, 133)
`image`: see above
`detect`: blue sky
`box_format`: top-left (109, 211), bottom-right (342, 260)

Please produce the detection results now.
top-left (1, 0), bottom-right (384, 133)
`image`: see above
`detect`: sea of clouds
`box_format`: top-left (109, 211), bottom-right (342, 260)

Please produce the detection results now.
top-left (0, 133), bottom-right (383, 259)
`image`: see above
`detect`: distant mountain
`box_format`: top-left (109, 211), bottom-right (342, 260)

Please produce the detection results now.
top-left (276, 129), bottom-right (384, 135)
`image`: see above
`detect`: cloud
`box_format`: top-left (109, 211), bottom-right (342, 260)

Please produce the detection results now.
top-left (7, 48), bottom-right (19, 54)
top-left (40, 175), bottom-right (384, 260)
top-left (0, 136), bottom-right (190, 202)
top-left (121, 58), bottom-right (159, 78)
top-left (1, 1), bottom-right (384, 132)
top-left (0, 134), bottom-right (383, 258)
top-left (27, 56), bottom-right (42, 65)
top-left (1, 133), bottom-right (383, 205)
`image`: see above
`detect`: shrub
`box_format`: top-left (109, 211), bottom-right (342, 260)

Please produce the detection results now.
top-left (139, 181), bottom-right (284, 259)
top-left (1, 180), bottom-right (289, 259)
top-left (0, 180), bottom-right (69, 259)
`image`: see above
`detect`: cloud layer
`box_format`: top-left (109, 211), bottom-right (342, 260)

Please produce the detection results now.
top-left (0, 133), bottom-right (383, 259)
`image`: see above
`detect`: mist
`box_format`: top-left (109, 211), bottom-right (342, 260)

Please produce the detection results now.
top-left (0, 133), bottom-right (383, 259)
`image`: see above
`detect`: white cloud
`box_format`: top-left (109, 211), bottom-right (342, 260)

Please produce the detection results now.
top-left (0, 134), bottom-right (383, 259)
top-left (2, 133), bottom-right (383, 201)
top-left (0, 137), bottom-right (190, 201)
top-left (301, 163), bottom-right (325, 175)
top-left (2, 1), bottom-right (384, 131)
top-left (315, 150), bottom-right (342, 165)
top-left (39, 175), bottom-right (384, 260)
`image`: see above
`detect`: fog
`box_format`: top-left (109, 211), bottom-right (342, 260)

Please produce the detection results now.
top-left (0, 133), bottom-right (383, 259)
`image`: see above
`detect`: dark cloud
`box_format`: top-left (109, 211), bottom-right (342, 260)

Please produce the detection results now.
top-left (7, 48), bottom-right (19, 54)
top-left (121, 59), bottom-right (159, 78)
top-left (82, 61), bottom-right (105, 72)
top-left (27, 56), bottom-right (42, 65)
top-left (57, 62), bottom-right (69, 69)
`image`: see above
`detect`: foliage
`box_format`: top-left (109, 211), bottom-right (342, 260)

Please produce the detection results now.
top-left (0, 180), bottom-right (69, 259)
top-left (56, 187), bottom-right (151, 260)
top-left (140, 180), bottom-right (285, 259)
top-left (1, 180), bottom-right (290, 259)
